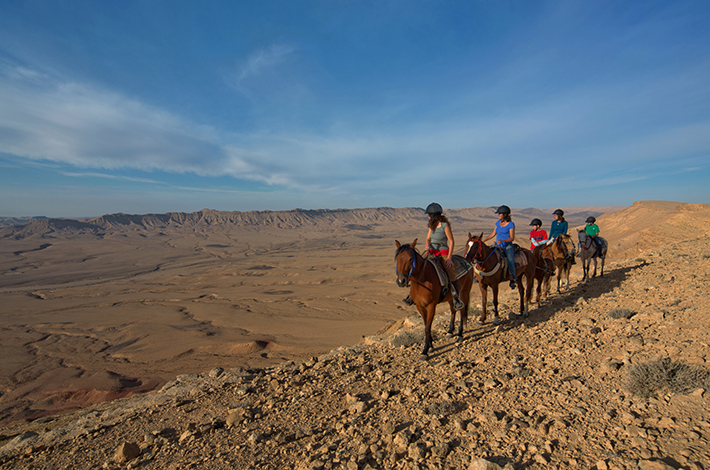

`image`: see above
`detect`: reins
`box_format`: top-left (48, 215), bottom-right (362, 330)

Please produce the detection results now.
top-left (466, 238), bottom-right (502, 277)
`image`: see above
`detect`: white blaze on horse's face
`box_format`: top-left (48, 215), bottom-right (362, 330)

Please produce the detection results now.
top-left (465, 240), bottom-right (474, 257)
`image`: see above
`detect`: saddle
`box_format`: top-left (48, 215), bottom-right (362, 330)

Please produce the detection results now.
top-left (425, 254), bottom-right (472, 288)
top-left (500, 244), bottom-right (529, 280)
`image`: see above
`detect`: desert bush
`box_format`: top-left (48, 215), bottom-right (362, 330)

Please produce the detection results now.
top-left (623, 357), bottom-right (710, 398)
top-left (609, 308), bottom-right (635, 319)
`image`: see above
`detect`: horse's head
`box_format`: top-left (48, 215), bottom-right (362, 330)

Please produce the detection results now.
top-left (464, 232), bottom-right (485, 262)
top-left (394, 239), bottom-right (418, 288)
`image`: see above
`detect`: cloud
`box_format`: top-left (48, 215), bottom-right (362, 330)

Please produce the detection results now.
top-left (238, 44), bottom-right (296, 82)
top-left (0, 62), bottom-right (261, 178)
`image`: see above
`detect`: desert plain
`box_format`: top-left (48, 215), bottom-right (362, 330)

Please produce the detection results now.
top-left (0, 201), bottom-right (709, 469)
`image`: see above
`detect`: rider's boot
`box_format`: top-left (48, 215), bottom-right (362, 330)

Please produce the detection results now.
top-left (451, 281), bottom-right (464, 310)
top-left (403, 295), bottom-right (414, 306)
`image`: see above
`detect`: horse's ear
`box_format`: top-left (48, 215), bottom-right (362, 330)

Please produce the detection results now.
top-left (412, 238), bottom-right (418, 248)
top-left (468, 232), bottom-right (472, 238)
top-left (478, 232), bottom-right (484, 239)
top-left (395, 240), bottom-right (401, 248)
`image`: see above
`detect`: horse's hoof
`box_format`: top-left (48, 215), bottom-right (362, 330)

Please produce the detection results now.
top-left (419, 354), bottom-right (429, 361)
top-left (445, 333), bottom-right (453, 339)
top-left (493, 317), bottom-right (501, 325)
top-left (455, 336), bottom-right (463, 343)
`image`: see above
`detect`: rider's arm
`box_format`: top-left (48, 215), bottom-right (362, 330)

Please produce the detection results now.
top-left (425, 228), bottom-right (433, 250)
top-left (444, 224), bottom-right (455, 261)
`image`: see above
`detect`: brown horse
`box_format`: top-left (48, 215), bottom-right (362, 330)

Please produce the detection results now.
top-left (464, 233), bottom-right (537, 324)
top-left (578, 230), bottom-right (607, 280)
top-left (546, 234), bottom-right (575, 292)
top-left (531, 244), bottom-right (555, 303)
top-left (395, 239), bottom-right (474, 358)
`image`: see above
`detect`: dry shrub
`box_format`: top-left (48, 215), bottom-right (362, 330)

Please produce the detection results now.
top-left (623, 357), bottom-right (710, 398)
top-left (609, 308), bottom-right (635, 319)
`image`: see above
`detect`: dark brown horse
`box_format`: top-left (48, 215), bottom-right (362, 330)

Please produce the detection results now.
top-left (531, 244), bottom-right (555, 303)
top-left (395, 239), bottom-right (474, 358)
top-left (578, 230), bottom-right (607, 280)
top-left (547, 234), bottom-right (575, 292)
top-left (464, 233), bottom-right (537, 324)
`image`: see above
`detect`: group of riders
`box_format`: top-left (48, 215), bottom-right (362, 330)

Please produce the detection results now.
top-left (404, 203), bottom-right (605, 310)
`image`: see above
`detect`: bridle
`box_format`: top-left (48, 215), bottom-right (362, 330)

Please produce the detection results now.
top-left (466, 237), bottom-right (496, 265)
top-left (465, 237), bottom-right (502, 277)
top-left (395, 245), bottom-right (425, 286)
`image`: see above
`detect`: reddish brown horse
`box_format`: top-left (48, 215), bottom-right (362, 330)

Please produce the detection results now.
top-left (464, 233), bottom-right (537, 324)
top-left (531, 244), bottom-right (555, 303)
top-left (395, 239), bottom-right (474, 358)
top-left (547, 234), bottom-right (575, 291)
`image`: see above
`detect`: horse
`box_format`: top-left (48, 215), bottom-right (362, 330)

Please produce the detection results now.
top-left (546, 234), bottom-right (575, 292)
top-left (464, 233), bottom-right (537, 324)
top-left (394, 239), bottom-right (474, 358)
top-left (531, 244), bottom-right (555, 303)
top-left (577, 230), bottom-right (608, 281)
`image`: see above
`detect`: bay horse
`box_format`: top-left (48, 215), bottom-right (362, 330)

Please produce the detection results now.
top-left (464, 233), bottom-right (537, 324)
top-left (546, 234), bottom-right (575, 292)
top-left (394, 239), bottom-right (474, 358)
top-left (531, 244), bottom-right (555, 303)
top-left (577, 230), bottom-right (608, 281)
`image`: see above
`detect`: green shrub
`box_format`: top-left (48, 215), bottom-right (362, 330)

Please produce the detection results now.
top-left (623, 358), bottom-right (710, 398)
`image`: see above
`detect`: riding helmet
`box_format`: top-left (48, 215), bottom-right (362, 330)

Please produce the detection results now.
top-left (529, 218), bottom-right (542, 226)
top-left (495, 205), bottom-right (511, 215)
top-left (425, 202), bottom-right (443, 215)
top-left (586, 216), bottom-right (596, 223)
top-left (553, 209), bottom-right (564, 216)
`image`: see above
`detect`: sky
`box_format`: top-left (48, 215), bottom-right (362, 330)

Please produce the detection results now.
top-left (1, 0), bottom-right (709, 218)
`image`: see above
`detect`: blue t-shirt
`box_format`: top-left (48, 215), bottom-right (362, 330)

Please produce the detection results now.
top-left (495, 220), bottom-right (515, 246)
top-left (550, 220), bottom-right (568, 239)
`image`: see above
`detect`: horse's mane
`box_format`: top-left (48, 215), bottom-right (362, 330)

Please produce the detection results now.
top-left (395, 244), bottom-right (420, 258)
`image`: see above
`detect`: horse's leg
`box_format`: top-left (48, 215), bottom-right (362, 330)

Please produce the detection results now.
top-left (556, 263), bottom-right (563, 292)
top-left (478, 284), bottom-right (488, 324)
top-left (592, 257), bottom-right (597, 278)
top-left (600, 255), bottom-right (605, 277)
top-left (419, 304), bottom-right (436, 358)
top-left (525, 271), bottom-right (534, 316)
top-left (456, 275), bottom-right (471, 339)
top-left (446, 299), bottom-right (456, 338)
top-left (492, 283), bottom-right (500, 324)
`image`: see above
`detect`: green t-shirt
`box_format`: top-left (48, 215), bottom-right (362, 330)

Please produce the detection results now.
top-left (585, 224), bottom-right (600, 237)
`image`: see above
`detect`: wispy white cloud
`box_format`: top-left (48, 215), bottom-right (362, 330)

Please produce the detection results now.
top-left (238, 44), bottom-right (296, 82)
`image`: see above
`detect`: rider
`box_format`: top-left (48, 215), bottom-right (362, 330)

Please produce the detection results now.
top-left (403, 203), bottom-right (464, 309)
top-left (529, 218), bottom-right (547, 249)
top-left (585, 216), bottom-right (604, 256)
top-left (549, 209), bottom-right (568, 241)
top-left (424, 203), bottom-right (464, 310)
top-left (483, 205), bottom-right (517, 289)
top-left (548, 208), bottom-right (575, 263)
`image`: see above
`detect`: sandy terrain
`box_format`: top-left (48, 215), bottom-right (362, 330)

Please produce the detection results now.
top-left (0, 206), bottom-right (609, 425)
top-left (0, 201), bottom-right (707, 469)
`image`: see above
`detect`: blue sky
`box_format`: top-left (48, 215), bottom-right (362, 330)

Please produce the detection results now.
top-left (1, 1), bottom-right (709, 217)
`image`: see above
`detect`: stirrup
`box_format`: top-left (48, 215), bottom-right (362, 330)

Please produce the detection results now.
top-left (453, 296), bottom-right (464, 310)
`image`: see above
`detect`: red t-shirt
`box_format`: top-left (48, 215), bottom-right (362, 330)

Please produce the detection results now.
top-left (530, 229), bottom-right (548, 249)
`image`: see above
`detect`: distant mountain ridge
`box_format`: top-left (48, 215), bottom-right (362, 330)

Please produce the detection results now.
top-left (0, 206), bottom-right (618, 240)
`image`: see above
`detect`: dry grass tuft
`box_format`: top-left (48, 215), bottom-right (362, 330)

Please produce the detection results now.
top-left (623, 358), bottom-right (710, 398)
top-left (609, 308), bottom-right (636, 319)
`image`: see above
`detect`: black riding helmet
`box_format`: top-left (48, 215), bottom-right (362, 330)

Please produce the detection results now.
top-left (553, 209), bottom-right (564, 216)
top-left (495, 205), bottom-right (511, 215)
top-left (529, 218), bottom-right (542, 226)
top-left (586, 216), bottom-right (596, 224)
top-left (425, 202), bottom-right (443, 215)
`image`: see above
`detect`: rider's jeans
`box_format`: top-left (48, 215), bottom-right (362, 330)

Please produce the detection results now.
top-left (501, 244), bottom-right (516, 279)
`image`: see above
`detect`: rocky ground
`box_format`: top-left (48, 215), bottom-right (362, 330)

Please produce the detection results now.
top-left (0, 235), bottom-right (708, 470)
